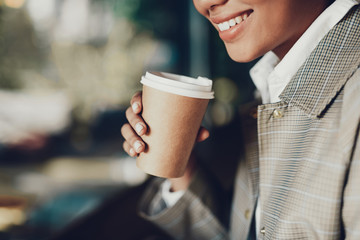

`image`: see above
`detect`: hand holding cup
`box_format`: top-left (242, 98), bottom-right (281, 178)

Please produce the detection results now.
top-left (122, 92), bottom-right (210, 157)
top-left (121, 91), bottom-right (210, 191)
top-left (122, 72), bottom-right (214, 179)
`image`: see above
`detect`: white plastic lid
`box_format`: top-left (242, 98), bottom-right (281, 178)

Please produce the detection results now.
top-left (140, 72), bottom-right (214, 99)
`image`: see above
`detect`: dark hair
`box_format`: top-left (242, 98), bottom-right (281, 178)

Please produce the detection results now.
top-left (328, 0), bottom-right (336, 6)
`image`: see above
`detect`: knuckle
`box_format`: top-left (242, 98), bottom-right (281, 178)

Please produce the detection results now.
top-left (134, 91), bottom-right (142, 98)
top-left (125, 107), bottom-right (132, 119)
top-left (131, 91), bottom-right (142, 103)
top-left (126, 106), bottom-right (140, 124)
top-left (123, 141), bottom-right (131, 153)
top-left (120, 123), bottom-right (130, 135)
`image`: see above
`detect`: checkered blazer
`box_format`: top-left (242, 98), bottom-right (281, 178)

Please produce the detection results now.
top-left (139, 4), bottom-right (360, 240)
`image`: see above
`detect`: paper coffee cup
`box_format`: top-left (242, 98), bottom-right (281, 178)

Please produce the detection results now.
top-left (136, 71), bottom-right (214, 178)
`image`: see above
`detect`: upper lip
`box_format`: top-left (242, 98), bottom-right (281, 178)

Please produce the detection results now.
top-left (209, 10), bottom-right (252, 24)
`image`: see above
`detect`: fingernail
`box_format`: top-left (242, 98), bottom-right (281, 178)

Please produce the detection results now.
top-left (132, 103), bottom-right (140, 112)
top-left (135, 123), bottom-right (144, 134)
top-left (134, 141), bottom-right (143, 153)
top-left (129, 148), bottom-right (136, 156)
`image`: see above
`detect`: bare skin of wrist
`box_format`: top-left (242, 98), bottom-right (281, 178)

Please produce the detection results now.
top-left (169, 154), bottom-right (196, 192)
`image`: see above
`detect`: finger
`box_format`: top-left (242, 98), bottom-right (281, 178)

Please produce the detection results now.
top-left (121, 124), bottom-right (145, 153)
top-left (125, 107), bottom-right (147, 136)
top-left (196, 127), bottom-right (210, 142)
top-left (121, 123), bottom-right (146, 153)
top-left (130, 92), bottom-right (143, 114)
top-left (123, 141), bottom-right (137, 157)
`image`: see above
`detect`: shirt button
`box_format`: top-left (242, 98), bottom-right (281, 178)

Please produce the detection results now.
top-left (260, 227), bottom-right (266, 235)
top-left (273, 109), bottom-right (284, 118)
top-left (244, 209), bottom-right (251, 220)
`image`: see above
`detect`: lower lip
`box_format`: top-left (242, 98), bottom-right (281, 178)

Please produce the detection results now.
top-left (218, 15), bottom-right (251, 42)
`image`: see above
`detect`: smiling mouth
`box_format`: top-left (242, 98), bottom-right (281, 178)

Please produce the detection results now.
top-left (217, 10), bottom-right (253, 32)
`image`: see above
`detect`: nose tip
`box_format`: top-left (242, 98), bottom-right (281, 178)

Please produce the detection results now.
top-left (194, 0), bottom-right (228, 16)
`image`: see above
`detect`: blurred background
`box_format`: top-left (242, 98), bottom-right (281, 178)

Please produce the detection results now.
top-left (0, 0), bottom-right (256, 239)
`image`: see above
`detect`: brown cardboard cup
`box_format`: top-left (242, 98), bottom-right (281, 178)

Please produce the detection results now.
top-left (136, 72), bottom-right (214, 178)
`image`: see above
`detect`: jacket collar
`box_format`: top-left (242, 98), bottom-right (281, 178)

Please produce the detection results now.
top-left (279, 5), bottom-right (360, 119)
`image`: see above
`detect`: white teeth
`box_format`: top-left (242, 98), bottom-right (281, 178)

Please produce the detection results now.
top-left (217, 12), bottom-right (250, 32)
top-left (219, 23), bottom-right (224, 31)
top-left (219, 23), bottom-right (226, 31)
top-left (222, 22), bottom-right (230, 30)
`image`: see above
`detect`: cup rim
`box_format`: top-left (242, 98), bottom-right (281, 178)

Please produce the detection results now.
top-left (141, 71), bottom-right (214, 99)
top-left (147, 72), bottom-right (212, 90)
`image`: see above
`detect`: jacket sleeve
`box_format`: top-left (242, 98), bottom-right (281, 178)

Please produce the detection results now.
top-left (138, 168), bottom-right (229, 240)
top-left (341, 68), bottom-right (360, 240)
top-left (342, 123), bottom-right (360, 240)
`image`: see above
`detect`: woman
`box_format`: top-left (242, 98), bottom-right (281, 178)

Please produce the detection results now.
top-left (121, 0), bottom-right (360, 239)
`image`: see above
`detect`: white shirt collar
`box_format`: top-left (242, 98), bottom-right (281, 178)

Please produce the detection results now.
top-left (250, 0), bottom-right (358, 104)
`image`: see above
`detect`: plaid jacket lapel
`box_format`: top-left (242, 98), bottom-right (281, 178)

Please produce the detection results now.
top-left (280, 5), bottom-right (360, 119)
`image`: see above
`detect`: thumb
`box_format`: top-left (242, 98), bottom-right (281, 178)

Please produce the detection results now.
top-left (196, 127), bottom-right (210, 142)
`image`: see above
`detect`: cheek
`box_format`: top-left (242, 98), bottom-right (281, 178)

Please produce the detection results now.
top-left (223, 21), bottom-right (278, 62)
top-left (215, 1), bottom-right (299, 62)
top-left (192, 0), bottom-right (208, 17)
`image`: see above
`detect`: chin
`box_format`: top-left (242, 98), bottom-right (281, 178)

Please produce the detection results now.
top-left (225, 44), bottom-right (263, 63)
top-left (227, 50), bottom-right (259, 63)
